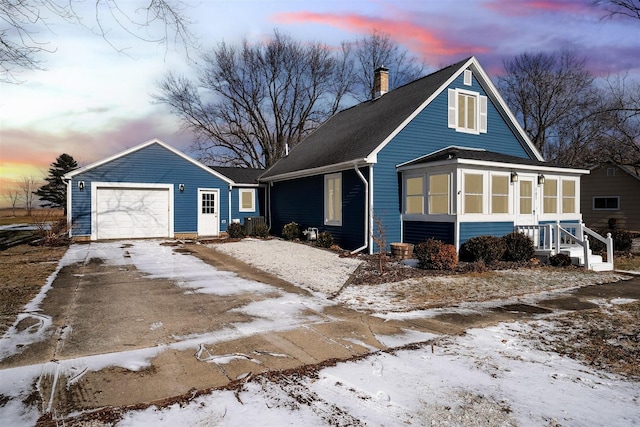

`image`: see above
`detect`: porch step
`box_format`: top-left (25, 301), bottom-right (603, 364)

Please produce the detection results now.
top-left (590, 262), bottom-right (614, 272)
top-left (560, 246), bottom-right (613, 271)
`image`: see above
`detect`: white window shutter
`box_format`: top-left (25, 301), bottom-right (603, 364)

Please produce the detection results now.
top-left (479, 95), bottom-right (488, 133)
top-left (448, 89), bottom-right (456, 128)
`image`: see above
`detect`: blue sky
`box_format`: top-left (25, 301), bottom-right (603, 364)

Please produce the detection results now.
top-left (0, 0), bottom-right (638, 196)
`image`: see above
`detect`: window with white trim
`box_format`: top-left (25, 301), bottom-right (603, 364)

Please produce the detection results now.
top-left (593, 196), bottom-right (619, 210)
top-left (543, 179), bottom-right (558, 213)
top-left (429, 174), bottom-right (450, 214)
top-left (404, 176), bottom-right (424, 214)
top-left (324, 173), bottom-right (342, 226)
top-left (448, 89), bottom-right (487, 134)
top-left (491, 175), bottom-right (509, 214)
top-left (464, 173), bottom-right (484, 214)
top-left (519, 180), bottom-right (533, 214)
top-left (239, 188), bottom-right (255, 212)
top-left (561, 180), bottom-right (576, 214)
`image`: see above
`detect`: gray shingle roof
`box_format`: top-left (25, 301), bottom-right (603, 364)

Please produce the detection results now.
top-left (261, 57), bottom-right (472, 179)
top-left (210, 166), bottom-right (264, 185)
top-left (402, 147), bottom-right (550, 168)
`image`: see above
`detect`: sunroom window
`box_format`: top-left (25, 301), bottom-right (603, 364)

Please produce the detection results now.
top-left (562, 180), bottom-right (576, 213)
top-left (543, 179), bottom-right (558, 213)
top-left (464, 173), bottom-right (483, 214)
top-left (405, 176), bottom-right (424, 214)
top-left (491, 175), bottom-right (509, 214)
top-left (429, 174), bottom-right (450, 214)
top-left (519, 180), bottom-right (533, 214)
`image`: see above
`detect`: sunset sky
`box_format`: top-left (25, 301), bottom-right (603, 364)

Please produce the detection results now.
top-left (1, 0), bottom-right (639, 206)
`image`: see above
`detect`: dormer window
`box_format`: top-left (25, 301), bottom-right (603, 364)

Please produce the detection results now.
top-left (448, 88), bottom-right (487, 134)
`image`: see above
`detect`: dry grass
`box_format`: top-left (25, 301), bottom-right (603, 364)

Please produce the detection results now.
top-left (0, 244), bottom-right (67, 335)
top-left (0, 208), bottom-right (64, 226)
top-left (614, 253), bottom-right (640, 271)
top-left (528, 301), bottom-right (640, 379)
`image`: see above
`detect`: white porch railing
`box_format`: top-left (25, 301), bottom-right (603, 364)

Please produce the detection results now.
top-left (515, 221), bottom-right (614, 270)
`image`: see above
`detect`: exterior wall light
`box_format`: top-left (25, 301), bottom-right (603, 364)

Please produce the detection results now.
top-left (538, 174), bottom-right (545, 185)
top-left (179, 183), bottom-right (185, 192)
top-left (78, 181), bottom-right (85, 191)
top-left (510, 172), bottom-right (518, 183)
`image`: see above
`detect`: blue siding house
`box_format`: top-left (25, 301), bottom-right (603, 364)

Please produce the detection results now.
top-left (65, 139), bottom-right (263, 241)
top-left (261, 57), bottom-right (589, 253)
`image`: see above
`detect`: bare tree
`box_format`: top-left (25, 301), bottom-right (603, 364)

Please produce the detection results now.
top-left (3, 188), bottom-right (20, 217)
top-left (0, 0), bottom-right (196, 83)
top-left (19, 176), bottom-right (38, 216)
top-left (593, 0), bottom-right (640, 21)
top-left (156, 29), bottom-right (428, 168)
top-left (497, 50), bottom-right (601, 164)
top-left (350, 29), bottom-right (426, 101)
top-left (155, 30), bottom-right (353, 168)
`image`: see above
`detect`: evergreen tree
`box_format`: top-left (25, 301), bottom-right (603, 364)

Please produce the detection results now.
top-left (35, 154), bottom-right (78, 213)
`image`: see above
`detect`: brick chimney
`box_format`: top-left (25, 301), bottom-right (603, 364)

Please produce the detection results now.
top-left (374, 66), bottom-right (389, 98)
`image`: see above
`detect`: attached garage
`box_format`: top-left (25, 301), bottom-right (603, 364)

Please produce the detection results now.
top-left (93, 184), bottom-right (173, 240)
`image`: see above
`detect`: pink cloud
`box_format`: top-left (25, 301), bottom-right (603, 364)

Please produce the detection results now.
top-left (484, 0), bottom-right (594, 16)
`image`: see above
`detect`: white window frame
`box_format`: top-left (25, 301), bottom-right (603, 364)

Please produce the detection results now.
top-left (324, 173), bottom-right (342, 226)
top-left (404, 174), bottom-right (425, 214)
top-left (448, 88), bottom-right (487, 134)
top-left (238, 188), bottom-right (255, 212)
top-left (561, 179), bottom-right (576, 214)
top-left (592, 196), bottom-right (620, 211)
top-left (463, 172), bottom-right (484, 214)
top-left (490, 173), bottom-right (510, 214)
top-left (428, 173), bottom-right (451, 215)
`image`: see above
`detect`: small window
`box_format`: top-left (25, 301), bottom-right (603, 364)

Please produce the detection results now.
top-left (491, 175), bottom-right (509, 214)
top-left (606, 168), bottom-right (616, 176)
top-left (448, 89), bottom-right (487, 134)
top-left (593, 197), bottom-right (619, 210)
top-left (324, 173), bottom-right (342, 226)
top-left (239, 188), bottom-right (255, 212)
top-left (543, 179), bottom-right (558, 214)
top-left (463, 70), bottom-right (472, 86)
top-left (464, 173), bottom-right (483, 214)
top-left (428, 174), bottom-right (450, 214)
top-left (405, 176), bottom-right (424, 214)
top-left (561, 180), bottom-right (575, 214)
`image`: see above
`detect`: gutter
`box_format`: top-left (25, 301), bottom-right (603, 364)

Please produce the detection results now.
top-left (350, 164), bottom-right (369, 254)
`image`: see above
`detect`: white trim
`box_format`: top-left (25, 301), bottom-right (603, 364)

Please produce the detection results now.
top-left (398, 157), bottom-right (588, 175)
top-left (239, 188), bottom-right (256, 212)
top-left (66, 180), bottom-right (73, 237)
top-left (91, 182), bottom-right (174, 241)
top-left (64, 138), bottom-right (235, 185)
top-left (262, 159), bottom-right (371, 182)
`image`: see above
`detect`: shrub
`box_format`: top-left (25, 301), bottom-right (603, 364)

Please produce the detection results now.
top-left (414, 239), bottom-right (458, 270)
top-left (549, 253), bottom-right (572, 267)
top-left (590, 229), bottom-right (633, 254)
top-left (282, 222), bottom-right (300, 241)
top-left (250, 222), bottom-right (270, 238)
top-left (501, 232), bottom-right (535, 262)
top-left (316, 231), bottom-right (334, 248)
top-left (227, 222), bottom-right (246, 238)
top-left (459, 235), bottom-right (505, 264)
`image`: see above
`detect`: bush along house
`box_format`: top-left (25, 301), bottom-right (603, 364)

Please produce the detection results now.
top-left (260, 57), bottom-right (613, 270)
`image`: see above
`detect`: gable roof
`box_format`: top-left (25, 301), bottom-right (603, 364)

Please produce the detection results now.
top-left (398, 146), bottom-right (587, 174)
top-left (64, 138), bottom-right (235, 184)
top-left (210, 166), bottom-right (264, 185)
top-left (261, 56), bottom-right (543, 181)
top-left (590, 163), bottom-right (640, 182)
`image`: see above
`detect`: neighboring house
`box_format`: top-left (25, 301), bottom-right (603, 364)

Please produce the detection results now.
top-left (261, 57), bottom-right (588, 254)
top-left (581, 164), bottom-right (640, 232)
top-left (65, 139), bottom-right (263, 241)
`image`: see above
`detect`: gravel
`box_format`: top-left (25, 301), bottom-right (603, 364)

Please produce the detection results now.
top-left (208, 239), bottom-right (362, 295)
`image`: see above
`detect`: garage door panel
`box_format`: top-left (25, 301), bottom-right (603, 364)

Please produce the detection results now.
top-left (96, 187), bottom-right (170, 240)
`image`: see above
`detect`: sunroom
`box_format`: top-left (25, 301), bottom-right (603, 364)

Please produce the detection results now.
top-left (397, 147), bottom-right (592, 255)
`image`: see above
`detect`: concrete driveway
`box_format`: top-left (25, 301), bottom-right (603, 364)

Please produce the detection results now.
top-left (0, 240), bottom-right (449, 421)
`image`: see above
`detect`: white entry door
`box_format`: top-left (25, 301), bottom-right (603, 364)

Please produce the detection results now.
top-left (516, 178), bottom-right (537, 225)
top-left (198, 189), bottom-right (219, 236)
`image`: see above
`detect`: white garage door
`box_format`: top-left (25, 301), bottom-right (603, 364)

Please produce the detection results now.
top-left (96, 186), bottom-right (171, 240)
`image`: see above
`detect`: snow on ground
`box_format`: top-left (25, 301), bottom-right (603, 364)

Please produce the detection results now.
top-left (1, 239), bottom-right (639, 426)
top-left (209, 239), bottom-right (362, 294)
top-left (116, 319), bottom-right (640, 427)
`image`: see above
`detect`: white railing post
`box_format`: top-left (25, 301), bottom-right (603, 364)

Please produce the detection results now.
top-left (583, 234), bottom-right (590, 270)
top-left (579, 222), bottom-right (585, 244)
top-left (555, 220), bottom-right (561, 255)
top-left (606, 232), bottom-right (614, 265)
top-left (546, 224), bottom-right (552, 251)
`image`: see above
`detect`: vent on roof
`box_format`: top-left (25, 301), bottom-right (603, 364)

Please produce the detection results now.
top-left (464, 69), bottom-right (472, 86)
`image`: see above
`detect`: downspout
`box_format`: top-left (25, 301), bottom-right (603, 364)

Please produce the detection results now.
top-left (228, 184), bottom-right (232, 232)
top-left (351, 164), bottom-right (369, 254)
top-left (65, 178), bottom-right (72, 237)
top-left (267, 183), bottom-right (272, 231)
